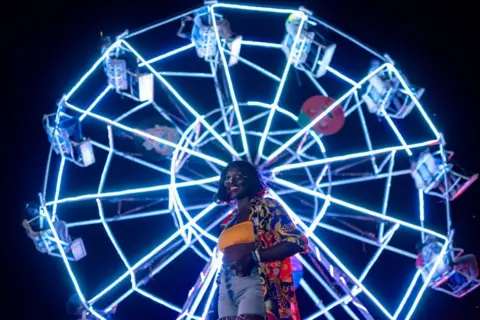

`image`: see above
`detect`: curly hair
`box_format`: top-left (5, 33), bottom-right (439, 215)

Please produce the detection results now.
top-left (214, 160), bottom-right (266, 205)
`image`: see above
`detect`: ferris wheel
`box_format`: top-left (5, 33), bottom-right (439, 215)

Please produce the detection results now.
top-left (23, 1), bottom-right (479, 319)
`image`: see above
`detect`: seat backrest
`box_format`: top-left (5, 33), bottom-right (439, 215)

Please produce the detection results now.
top-left (422, 153), bottom-right (438, 174)
top-left (422, 242), bottom-right (454, 278)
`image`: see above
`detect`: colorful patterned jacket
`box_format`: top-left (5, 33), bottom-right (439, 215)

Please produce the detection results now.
top-left (221, 197), bottom-right (308, 320)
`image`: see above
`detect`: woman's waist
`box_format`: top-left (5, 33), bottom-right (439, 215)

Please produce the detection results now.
top-left (219, 263), bottom-right (260, 277)
top-left (221, 242), bottom-right (255, 263)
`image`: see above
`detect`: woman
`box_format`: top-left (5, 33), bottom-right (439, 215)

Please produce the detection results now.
top-left (215, 160), bottom-right (308, 320)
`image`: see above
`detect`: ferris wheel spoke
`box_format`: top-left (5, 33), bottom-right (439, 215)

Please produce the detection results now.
top-left (65, 101), bottom-right (228, 167)
top-left (120, 40), bottom-right (241, 160)
top-left (193, 105), bottom-right (234, 149)
top-left (44, 176), bottom-right (219, 207)
top-left (265, 64), bottom-right (392, 167)
top-left (269, 139), bottom-right (438, 176)
top-left (256, 14), bottom-right (308, 166)
top-left (172, 191), bottom-right (218, 244)
top-left (209, 61), bottom-right (235, 148)
top-left (269, 190), bottom-right (432, 320)
top-left (271, 177), bottom-right (448, 242)
top-left (255, 103), bottom-right (327, 169)
top-left (195, 110), bottom-right (270, 150)
top-left (209, 11), bottom-right (251, 162)
top-left (90, 140), bottom-right (218, 193)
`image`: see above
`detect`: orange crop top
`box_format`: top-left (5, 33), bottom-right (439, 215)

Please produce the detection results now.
top-left (218, 221), bottom-right (255, 252)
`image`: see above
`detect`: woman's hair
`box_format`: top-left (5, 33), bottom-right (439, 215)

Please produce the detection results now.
top-left (214, 160), bottom-right (266, 204)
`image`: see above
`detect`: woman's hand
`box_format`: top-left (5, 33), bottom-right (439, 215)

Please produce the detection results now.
top-left (231, 252), bottom-right (256, 277)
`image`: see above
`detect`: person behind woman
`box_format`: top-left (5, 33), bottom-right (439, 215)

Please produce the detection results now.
top-left (215, 160), bottom-right (308, 320)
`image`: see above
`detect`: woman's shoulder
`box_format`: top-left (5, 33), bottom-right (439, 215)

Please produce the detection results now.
top-left (251, 197), bottom-right (282, 212)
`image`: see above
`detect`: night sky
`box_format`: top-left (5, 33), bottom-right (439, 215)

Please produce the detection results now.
top-left (10, 0), bottom-right (479, 319)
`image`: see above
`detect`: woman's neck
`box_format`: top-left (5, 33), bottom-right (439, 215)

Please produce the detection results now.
top-left (237, 197), bottom-right (251, 211)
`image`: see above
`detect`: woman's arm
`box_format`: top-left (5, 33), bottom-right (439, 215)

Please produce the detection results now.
top-left (258, 241), bottom-right (302, 262)
top-left (257, 198), bottom-right (308, 262)
top-left (231, 198), bottom-right (308, 276)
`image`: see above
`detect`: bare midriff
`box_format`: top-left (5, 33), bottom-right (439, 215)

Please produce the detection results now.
top-left (222, 242), bottom-right (255, 264)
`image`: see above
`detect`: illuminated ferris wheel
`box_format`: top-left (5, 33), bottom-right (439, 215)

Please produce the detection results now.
top-left (23, 1), bottom-right (479, 319)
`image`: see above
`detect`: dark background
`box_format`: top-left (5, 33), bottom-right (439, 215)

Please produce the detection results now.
top-left (10, 0), bottom-right (479, 319)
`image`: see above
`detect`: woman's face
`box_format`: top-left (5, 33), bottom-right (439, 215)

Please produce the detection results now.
top-left (224, 167), bottom-right (247, 200)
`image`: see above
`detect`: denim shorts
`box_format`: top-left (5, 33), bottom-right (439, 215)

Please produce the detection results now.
top-left (217, 266), bottom-right (265, 318)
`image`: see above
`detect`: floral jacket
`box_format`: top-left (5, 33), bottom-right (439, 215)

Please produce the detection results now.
top-left (221, 197), bottom-right (308, 320)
